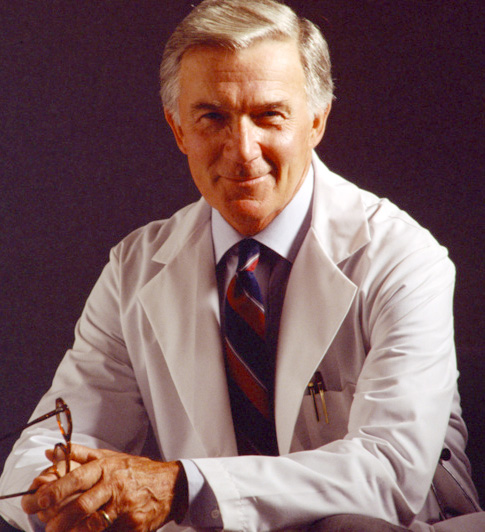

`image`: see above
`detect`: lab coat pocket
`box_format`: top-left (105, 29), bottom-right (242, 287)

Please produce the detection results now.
top-left (291, 383), bottom-right (356, 450)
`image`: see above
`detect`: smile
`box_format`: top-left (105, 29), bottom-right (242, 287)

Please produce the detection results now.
top-left (219, 174), bottom-right (270, 184)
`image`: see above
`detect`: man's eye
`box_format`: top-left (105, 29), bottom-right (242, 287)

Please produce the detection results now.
top-left (256, 111), bottom-right (284, 123)
top-left (202, 112), bottom-right (224, 122)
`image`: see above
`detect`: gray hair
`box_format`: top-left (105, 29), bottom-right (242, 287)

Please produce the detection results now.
top-left (160, 0), bottom-right (333, 122)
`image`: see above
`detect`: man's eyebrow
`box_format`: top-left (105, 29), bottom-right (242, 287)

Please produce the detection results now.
top-left (256, 101), bottom-right (291, 112)
top-left (190, 102), bottom-right (224, 114)
top-left (190, 101), bottom-right (292, 118)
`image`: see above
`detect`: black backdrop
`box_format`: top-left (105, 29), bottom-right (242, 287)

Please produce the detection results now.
top-left (1, 1), bottom-right (483, 526)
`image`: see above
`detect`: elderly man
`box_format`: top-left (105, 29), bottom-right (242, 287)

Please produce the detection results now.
top-left (0, 0), bottom-right (481, 530)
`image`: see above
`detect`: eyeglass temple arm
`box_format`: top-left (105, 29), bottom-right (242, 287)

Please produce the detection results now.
top-left (0, 406), bottom-right (67, 442)
top-left (0, 488), bottom-right (37, 500)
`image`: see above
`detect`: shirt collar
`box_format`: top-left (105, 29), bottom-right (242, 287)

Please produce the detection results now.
top-left (212, 165), bottom-right (314, 264)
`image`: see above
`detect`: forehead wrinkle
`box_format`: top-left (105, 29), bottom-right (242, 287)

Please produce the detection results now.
top-left (179, 40), bottom-right (309, 118)
top-left (191, 75), bottom-right (296, 110)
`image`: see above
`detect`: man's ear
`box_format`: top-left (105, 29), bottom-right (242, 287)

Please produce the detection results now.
top-left (164, 109), bottom-right (188, 154)
top-left (309, 103), bottom-right (332, 149)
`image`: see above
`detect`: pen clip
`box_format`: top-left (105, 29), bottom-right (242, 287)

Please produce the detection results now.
top-left (307, 380), bottom-right (320, 422)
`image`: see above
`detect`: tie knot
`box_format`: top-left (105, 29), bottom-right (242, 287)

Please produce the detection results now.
top-left (237, 239), bottom-right (260, 273)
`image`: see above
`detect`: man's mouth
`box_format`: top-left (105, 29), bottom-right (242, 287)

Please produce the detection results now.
top-left (221, 174), bottom-right (268, 182)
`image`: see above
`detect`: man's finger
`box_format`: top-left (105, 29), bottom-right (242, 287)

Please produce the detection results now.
top-left (68, 444), bottom-right (118, 463)
top-left (21, 472), bottom-right (59, 514)
top-left (70, 508), bottom-right (115, 532)
top-left (46, 444), bottom-right (115, 467)
top-left (42, 481), bottom-right (112, 532)
top-left (36, 459), bottom-right (103, 511)
top-left (36, 490), bottom-right (82, 524)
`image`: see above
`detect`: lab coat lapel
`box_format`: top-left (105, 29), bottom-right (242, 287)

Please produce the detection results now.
top-left (139, 201), bottom-right (237, 457)
top-left (275, 232), bottom-right (358, 454)
top-left (275, 155), bottom-right (370, 454)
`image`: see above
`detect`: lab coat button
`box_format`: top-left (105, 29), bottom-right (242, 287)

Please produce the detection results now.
top-left (440, 448), bottom-right (451, 461)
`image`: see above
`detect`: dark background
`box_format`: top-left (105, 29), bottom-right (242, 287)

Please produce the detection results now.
top-left (0, 1), bottom-right (483, 528)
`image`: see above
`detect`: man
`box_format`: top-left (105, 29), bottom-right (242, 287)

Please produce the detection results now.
top-left (0, 0), bottom-right (481, 530)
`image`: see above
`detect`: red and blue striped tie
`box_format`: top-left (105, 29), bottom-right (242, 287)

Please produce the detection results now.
top-left (224, 239), bottom-right (278, 455)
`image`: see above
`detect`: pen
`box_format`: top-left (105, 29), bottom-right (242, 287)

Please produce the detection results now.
top-left (314, 371), bottom-right (329, 424)
top-left (307, 371), bottom-right (329, 424)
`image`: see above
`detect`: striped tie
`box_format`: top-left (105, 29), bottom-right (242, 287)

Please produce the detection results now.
top-left (224, 239), bottom-right (278, 455)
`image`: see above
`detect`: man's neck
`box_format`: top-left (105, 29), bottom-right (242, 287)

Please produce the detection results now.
top-left (212, 164), bottom-right (314, 264)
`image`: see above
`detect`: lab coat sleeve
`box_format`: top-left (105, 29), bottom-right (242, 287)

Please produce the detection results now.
top-left (193, 242), bottom-right (459, 531)
top-left (0, 245), bottom-right (150, 531)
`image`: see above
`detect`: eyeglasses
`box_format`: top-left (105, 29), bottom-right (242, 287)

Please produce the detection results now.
top-left (0, 397), bottom-right (72, 500)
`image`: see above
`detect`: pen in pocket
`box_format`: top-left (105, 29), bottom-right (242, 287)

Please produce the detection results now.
top-left (307, 371), bottom-right (329, 424)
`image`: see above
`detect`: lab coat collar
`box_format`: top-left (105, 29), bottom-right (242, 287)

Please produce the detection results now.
top-left (310, 151), bottom-right (371, 264)
top-left (151, 152), bottom-right (370, 267)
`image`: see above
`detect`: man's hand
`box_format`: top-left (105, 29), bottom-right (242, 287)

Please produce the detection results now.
top-left (21, 444), bottom-right (188, 532)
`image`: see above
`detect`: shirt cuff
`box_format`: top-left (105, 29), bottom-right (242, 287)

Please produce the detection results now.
top-left (179, 459), bottom-right (223, 529)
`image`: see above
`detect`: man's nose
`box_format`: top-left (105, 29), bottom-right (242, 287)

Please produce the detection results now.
top-left (224, 117), bottom-right (261, 163)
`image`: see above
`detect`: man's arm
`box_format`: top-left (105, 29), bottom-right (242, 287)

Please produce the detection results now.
top-left (0, 244), bottom-right (157, 529)
top-left (193, 243), bottom-right (460, 530)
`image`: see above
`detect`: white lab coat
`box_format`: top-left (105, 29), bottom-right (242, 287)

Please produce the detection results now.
top-left (0, 154), bottom-right (479, 531)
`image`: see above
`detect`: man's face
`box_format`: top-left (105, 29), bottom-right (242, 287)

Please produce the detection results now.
top-left (166, 38), bottom-right (330, 236)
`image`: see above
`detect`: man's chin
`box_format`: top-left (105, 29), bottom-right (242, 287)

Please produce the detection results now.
top-left (221, 201), bottom-right (276, 236)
